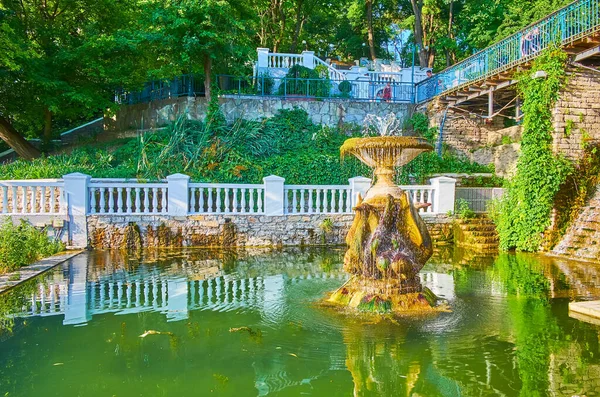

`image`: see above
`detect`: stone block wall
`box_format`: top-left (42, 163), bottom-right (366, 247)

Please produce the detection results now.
top-left (87, 213), bottom-right (452, 249)
top-left (552, 67), bottom-right (600, 160)
top-left (105, 96), bottom-right (413, 131)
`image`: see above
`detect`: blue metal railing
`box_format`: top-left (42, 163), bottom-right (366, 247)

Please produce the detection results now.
top-left (115, 74), bottom-right (205, 104)
top-left (416, 0), bottom-right (600, 103)
top-left (217, 75), bottom-right (415, 103)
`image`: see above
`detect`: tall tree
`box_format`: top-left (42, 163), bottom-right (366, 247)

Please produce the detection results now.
top-left (0, 0), bottom-right (146, 156)
top-left (142, 0), bottom-right (253, 101)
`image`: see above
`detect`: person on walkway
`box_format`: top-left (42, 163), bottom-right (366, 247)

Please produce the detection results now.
top-left (382, 82), bottom-right (392, 102)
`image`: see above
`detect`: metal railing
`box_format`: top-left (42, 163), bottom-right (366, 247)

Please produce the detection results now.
top-left (415, 0), bottom-right (600, 103)
top-left (217, 75), bottom-right (415, 103)
top-left (455, 187), bottom-right (504, 213)
top-left (115, 74), bottom-right (205, 105)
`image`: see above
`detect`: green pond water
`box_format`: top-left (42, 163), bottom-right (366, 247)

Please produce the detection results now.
top-left (1, 247), bottom-right (600, 396)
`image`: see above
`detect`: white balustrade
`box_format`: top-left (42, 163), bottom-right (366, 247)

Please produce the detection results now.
top-left (268, 53), bottom-right (303, 69)
top-left (189, 183), bottom-right (264, 214)
top-left (88, 181), bottom-right (168, 214)
top-left (403, 186), bottom-right (435, 213)
top-left (0, 180), bottom-right (65, 214)
top-left (284, 185), bottom-right (353, 214)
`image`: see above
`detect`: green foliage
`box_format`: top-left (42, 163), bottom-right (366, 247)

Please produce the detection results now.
top-left (258, 73), bottom-right (275, 95)
top-left (564, 119), bottom-right (575, 137)
top-left (277, 65), bottom-right (331, 97)
top-left (501, 135), bottom-right (513, 145)
top-left (493, 48), bottom-right (572, 252)
top-left (0, 220), bottom-right (64, 273)
top-left (319, 218), bottom-right (334, 234)
top-left (456, 198), bottom-right (476, 219)
top-left (338, 80), bottom-right (352, 95)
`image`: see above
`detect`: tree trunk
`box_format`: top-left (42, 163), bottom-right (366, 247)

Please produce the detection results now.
top-left (366, 0), bottom-right (377, 60)
top-left (203, 55), bottom-right (212, 102)
top-left (290, 0), bottom-right (305, 53)
top-left (0, 116), bottom-right (41, 160)
top-left (410, 0), bottom-right (428, 67)
top-left (446, 0), bottom-right (456, 67)
top-left (43, 108), bottom-right (52, 147)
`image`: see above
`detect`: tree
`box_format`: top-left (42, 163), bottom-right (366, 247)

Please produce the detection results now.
top-left (141, 0), bottom-right (253, 101)
top-left (0, 0), bottom-right (147, 157)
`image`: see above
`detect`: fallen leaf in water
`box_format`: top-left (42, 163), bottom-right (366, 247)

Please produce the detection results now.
top-left (288, 353), bottom-right (298, 358)
top-left (53, 363), bottom-right (64, 366)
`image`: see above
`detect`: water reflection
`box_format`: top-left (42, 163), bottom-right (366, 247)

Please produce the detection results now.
top-left (0, 247), bottom-right (600, 396)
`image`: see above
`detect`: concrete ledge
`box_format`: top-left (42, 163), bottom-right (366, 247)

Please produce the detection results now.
top-left (0, 251), bottom-right (83, 294)
top-left (569, 300), bottom-right (600, 321)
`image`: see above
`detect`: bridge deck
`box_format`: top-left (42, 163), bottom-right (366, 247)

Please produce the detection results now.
top-left (417, 0), bottom-right (600, 109)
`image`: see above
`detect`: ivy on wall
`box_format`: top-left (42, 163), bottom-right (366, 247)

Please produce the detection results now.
top-left (493, 48), bottom-right (572, 252)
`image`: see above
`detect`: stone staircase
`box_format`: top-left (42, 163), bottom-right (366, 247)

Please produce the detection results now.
top-left (453, 215), bottom-right (499, 251)
top-left (553, 185), bottom-right (600, 262)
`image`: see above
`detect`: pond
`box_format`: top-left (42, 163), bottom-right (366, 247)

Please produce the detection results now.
top-left (1, 247), bottom-right (599, 396)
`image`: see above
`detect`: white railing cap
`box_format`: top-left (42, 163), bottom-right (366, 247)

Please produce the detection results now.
top-left (263, 175), bottom-right (285, 182)
top-left (63, 172), bottom-right (91, 180)
top-left (429, 176), bottom-right (457, 183)
top-left (166, 173), bottom-right (190, 180)
top-left (348, 176), bottom-right (372, 182)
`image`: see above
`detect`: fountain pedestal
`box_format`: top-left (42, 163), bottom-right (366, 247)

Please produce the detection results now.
top-left (328, 136), bottom-right (444, 314)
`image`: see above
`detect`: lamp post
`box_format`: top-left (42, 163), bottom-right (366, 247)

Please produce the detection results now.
top-left (302, 40), bottom-right (307, 51)
top-left (362, 42), bottom-right (366, 58)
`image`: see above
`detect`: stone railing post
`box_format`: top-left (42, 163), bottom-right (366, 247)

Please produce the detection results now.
top-left (257, 48), bottom-right (270, 68)
top-left (63, 172), bottom-right (91, 248)
top-left (430, 176), bottom-right (457, 214)
top-left (302, 50), bottom-right (315, 69)
top-left (167, 173), bottom-right (190, 217)
top-left (263, 175), bottom-right (285, 216)
top-left (349, 176), bottom-right (372, 206)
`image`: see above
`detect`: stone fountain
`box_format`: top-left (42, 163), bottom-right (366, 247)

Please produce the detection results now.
top-left (328, 114), bottom-right (443, 313)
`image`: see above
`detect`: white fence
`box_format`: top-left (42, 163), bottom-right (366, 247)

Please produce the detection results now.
top-left (0, 173), bottom-right (457, 247)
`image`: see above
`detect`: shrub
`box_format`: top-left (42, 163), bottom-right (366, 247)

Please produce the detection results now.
top-left (0, 220), bottom-right (64, 274)
top-left (277, 65), bottom-right (331, 97)
top-left (338, 80), bottom-right (352, 97)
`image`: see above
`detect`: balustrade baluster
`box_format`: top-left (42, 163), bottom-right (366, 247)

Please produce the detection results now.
top-left (98, 188), bottom-right (105, 213)
top-left (107, 188), bottom-right (115, 213)
top-left (308, 189), bottom-right (313, 213)
top-left (151, 187), bottom-right (158, 213)
top-left (90, 188), bottom-right (97, 214)
top-left (337, 189), bottom-right (343, 213)
top-left (48, 187), bottom-right (55, 213)
top-left (1, 186), bottom-right (7, 214)
top-left (30, 186), bottom-right (37, 214)
top-left (143, 187), bottom-right (150, 213)
top-left (232, 188), bottom-right (238, 213)
top-left (116, 188), bottom-right (123, 213)
top-left (198, 187), bottom-right (205, 213)
top-left (216, 188), bottom-right (222, 212)
top-left (21, 186), bottom-right (27, 213)
top-left (248, 189), bottom-right (255, 213)
top-left (135, 187), bottom-right (141, 213)
top-left (299, 189), bottom-right (305, 213)
top-left (315, 189), bottom-right (321, 213)
top-left (292, 189), bottom-right (298, 213)
top-left (160, 187), bottom-right (167, 213)
top-left (257, 190), bottom-right (263, 213)
top-left (345, 189), bottom-right (351, 212)
top-left (207, 188), bottom-right (214, 212)
top-left (240, 188), bottom-right (246, 213)
top-left (125, 187), bottom-right (131, 213)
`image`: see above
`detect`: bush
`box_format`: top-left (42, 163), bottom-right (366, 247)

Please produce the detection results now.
top-left (338, 80), bottom-right (352, 97)
top-left (0, 220), bottom-right (64, 273)
top-left (277, 65), bottom-right (331, 97)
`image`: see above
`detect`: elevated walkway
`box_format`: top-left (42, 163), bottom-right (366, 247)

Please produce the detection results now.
top-left (417, 0), bottom-right (600, 116)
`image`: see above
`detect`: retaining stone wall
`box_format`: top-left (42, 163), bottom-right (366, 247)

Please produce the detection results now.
top-left (87, 213), bottom-right (452, 249)
top-left (105, 96), bottom-right (413, 131)
top-left (552, 67), bottom-right (600, 160)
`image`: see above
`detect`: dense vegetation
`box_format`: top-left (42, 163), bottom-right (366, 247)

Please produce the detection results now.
top-left (0, 220), bottom-right (64, 274)
top-left (0, 0), bottom-right (573, 152)
top-left (0, 109), bottom-right (492, 184)
top-left (492, 48), bottom-right (572, 252)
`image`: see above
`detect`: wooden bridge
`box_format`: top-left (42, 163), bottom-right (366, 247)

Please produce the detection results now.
top-left (416, 0), bottom-right (600, 116)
